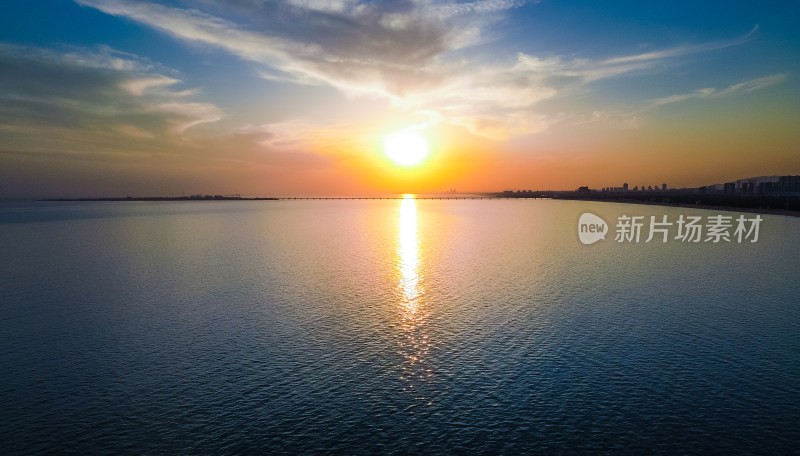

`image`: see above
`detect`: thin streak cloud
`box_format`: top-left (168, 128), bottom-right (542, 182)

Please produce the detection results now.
top-left (648, 73), bottom-right (786, 108)
top-left (603, 25), bottom-right (759, 65)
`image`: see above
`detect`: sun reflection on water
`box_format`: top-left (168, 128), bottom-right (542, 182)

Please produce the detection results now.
top-left (397, 194), bottom-right (432, 401)
top-left (398, 195), bottom-right (420, 304)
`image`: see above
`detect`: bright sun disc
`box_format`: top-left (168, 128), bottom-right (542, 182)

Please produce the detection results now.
top-left (384, 131), bottom-right (429, 166)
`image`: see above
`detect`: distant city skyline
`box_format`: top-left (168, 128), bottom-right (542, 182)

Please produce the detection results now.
top-left (1, 1), bottom-right (799, 198)
top-left (590, 174), bottom-right (800, 193)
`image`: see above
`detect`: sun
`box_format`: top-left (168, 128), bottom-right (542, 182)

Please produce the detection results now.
top-left (383, 131), bottom-right (429, 166)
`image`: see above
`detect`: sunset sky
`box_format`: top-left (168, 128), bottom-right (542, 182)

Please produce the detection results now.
top-left (1, 0), bottom-right (798, 197)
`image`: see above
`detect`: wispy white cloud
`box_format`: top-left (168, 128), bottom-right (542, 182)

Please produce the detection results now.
top-left (74, 0), bottom-right (764, 139)
top-left (120, 75), bottom-right (181, 96)
top-left (716, 72), bottom-right (785, 96)
top-left (0, 42), bottom-right (340, 195)
top-left (648, 73), bottom-right (786, 107)
top-left (431, 0), bottom-right (529, 18)
top-left (603, 25), bottom-right (758, 66)
top-left (560, 72), bottom-right (786, 132)
top-left (74, 0), bottom-right (539, 96)
top-left (0, 43), bottom-right (221, 145)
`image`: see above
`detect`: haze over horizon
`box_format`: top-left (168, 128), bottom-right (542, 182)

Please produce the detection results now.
top-left (1, 0), bottom-right (799, 198)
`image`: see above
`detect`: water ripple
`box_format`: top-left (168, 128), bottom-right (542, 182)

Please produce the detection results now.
top-left (1, 200), bottom-right (798, 454)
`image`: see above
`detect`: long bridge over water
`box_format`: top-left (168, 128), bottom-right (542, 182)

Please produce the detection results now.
top-left (278, 194), bottom-right (556, 200)
top-left (279, 196), bottom-right (490, 200)
top-left (41, 193), bottom-right (559, 202)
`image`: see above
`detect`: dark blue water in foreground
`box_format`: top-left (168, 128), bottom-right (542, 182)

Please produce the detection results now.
top-left (1, 200), bottom-right (799, 454)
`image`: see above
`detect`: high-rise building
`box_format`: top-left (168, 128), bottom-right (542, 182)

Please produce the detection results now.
top-left (779, 175), bottom-right (800, 193)
top-left (623, 183), bottom-right (629, 191)
top-left (724, 182), bottom-right (736, 194)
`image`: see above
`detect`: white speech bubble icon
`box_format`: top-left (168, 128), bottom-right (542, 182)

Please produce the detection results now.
top-left (578, 212), bottom-right (608, 244)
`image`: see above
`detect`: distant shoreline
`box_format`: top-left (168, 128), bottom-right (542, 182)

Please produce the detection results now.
top-left (36, 193), bottom-right (800, 217)
top-left (556, 196), bottom-right (800, 217)
top-left (39, 196), bottom-right (279, 202)
top-left (549, 190), bottom-right (800, 217)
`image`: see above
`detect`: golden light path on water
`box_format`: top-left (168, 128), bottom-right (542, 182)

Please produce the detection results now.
top-left (397, 194), bottom-right (432, 400)
top-left (398, 195), bottom-right (420, 304)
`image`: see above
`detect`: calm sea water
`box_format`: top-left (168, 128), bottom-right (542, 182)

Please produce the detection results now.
top-left (1, 199), bottom-right (799, 454)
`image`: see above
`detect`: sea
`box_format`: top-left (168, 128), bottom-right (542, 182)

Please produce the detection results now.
top-left (1, 199), bottom-right (798, 454)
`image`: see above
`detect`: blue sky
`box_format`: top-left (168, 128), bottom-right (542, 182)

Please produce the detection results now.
top-left (1, 0), bottom-right (798, 196)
